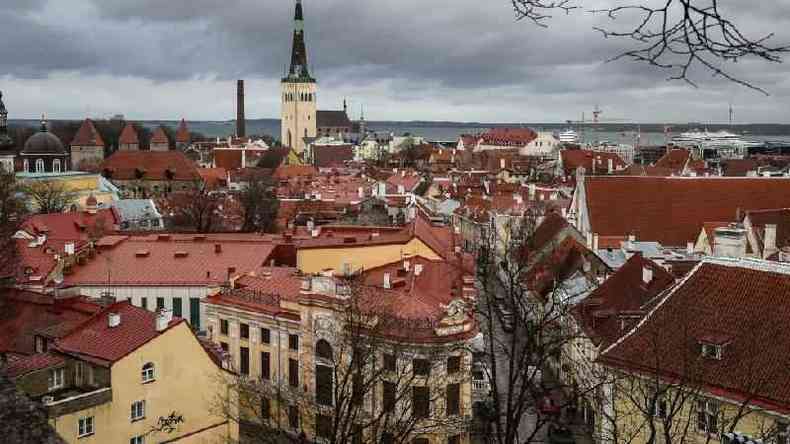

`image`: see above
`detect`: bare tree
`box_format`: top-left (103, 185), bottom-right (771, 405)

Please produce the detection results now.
top-left (238, 173), bottom-right (279, 233)
top-left (510, 0), bottom-right (790, 93)
top-left (24, 180), bottom-right (77, 214)
top-left (0, 172), bottom-right (28, 285)
top-left (212, 275), bottom-right (471, 444)
top-left (168, 182), bottom-right (221, 232)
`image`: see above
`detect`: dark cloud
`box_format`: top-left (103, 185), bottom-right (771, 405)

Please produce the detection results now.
top-left (0, 0), bottom-right (788, 122)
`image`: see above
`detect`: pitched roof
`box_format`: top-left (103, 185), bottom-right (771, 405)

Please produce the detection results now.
top-left (175, 119), bottom-right (190, 143)
top-left (64, 235), bottom-right (277, 286)
top-left (722, 159), bottom-right (759, 177)
top-left (56, 301), bottom-right (182, 365)
top-left (4, 353), bottom-right (65, 379)
top-left (150, 127), bottom-right (169, 145)
top-left (273, 164), bottom-right (317, 180)
top-left (654, 148), bottom-right (690, 173)
top-left (21, 209), bottom-right (119, 242)
top-left (561, 150), bottom-right (626, 175)
top-left (70, 119), bottom-right (105, 147)
top-left (101, 151), bottom-right (201, 181)
top-left (316, 110), bottom-right (352, 128)
top-left (313, 144), bottom-right (354, 168)
top-left (572, 254), bottom-right (675, 348)
top-left (600, 258), bottom-right (790, 412)
top-left (479, 128), bottom-right (537, 147)
top-left (582, 176), bottom-right (790, 246)
top-left (746, 208), bottom-right (790, 252)
top-left (118, 123), bottom-right (139, 145)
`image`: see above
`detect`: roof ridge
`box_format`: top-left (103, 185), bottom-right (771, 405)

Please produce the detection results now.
top-left (701, 256), bottom-right (790, 275)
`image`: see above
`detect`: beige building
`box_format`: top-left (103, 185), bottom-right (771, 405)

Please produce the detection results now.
top-left (281, 0), bottom-right (317, 154)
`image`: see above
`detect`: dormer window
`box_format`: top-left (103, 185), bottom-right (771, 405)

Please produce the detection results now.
top-left (698, 333), bottom-right (731, 360)
top-left (701, 343), bottom-right (722, 360)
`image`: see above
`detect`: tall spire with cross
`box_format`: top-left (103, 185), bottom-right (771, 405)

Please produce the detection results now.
top-left (286, 0), bottom-right (314, 82)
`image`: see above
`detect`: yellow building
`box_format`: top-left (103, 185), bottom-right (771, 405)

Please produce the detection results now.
top-left (8, 301), bottom-right (237, 443)
top-left (596, 258), bottom-right (790, 444)
top-left (17, 171), bottom-right (118, 210)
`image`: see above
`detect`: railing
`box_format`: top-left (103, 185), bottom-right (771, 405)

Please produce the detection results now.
top-left (45, 387), bottom-right (112, 417)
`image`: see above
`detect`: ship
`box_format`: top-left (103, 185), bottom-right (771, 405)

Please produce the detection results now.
top-left (558, 129), bottom-right (579, 144)
top-left (671, 129), bottom-right (763, 160)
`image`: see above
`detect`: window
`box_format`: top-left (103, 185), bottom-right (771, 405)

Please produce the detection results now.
top-left (261, 351), bottom-right (270, 380)
top-left (78, 416), bottom-right (94, 438)
top-left (316, 414), bottom-right (332, 439)
top-left (35, 158), bottom-right (44, 173)
top-left (261, 396), bottom-right (271, 420)
top-left (413, 358), bottom-right (430, 377)
top-left (53, 159), bottom-right (61, 173)
top-left (383, 381), bottom-right (396, 412)
top-left (289, 358), bottom-right (299, 387)
top-left (447, 356), bottom-right (461, 374)
top-left (701, 343), bottom-right (722, 360)
top-left (652, 393), bottom-right (667, 419)
top-left (220, 319), bottom-right (229, 335)
top-left (240, 346), bottom-right (250, 375)
top-left (141, 297), bottom-right (148, 310)
top-left (156, 297), bottom-right (164, 310)
top-left (777, 421), bottom-right (789, 444)
top-left (172, 297), bottom-right (182, 317)
top-left (261, 327), bottom-right (271, 344)
top-left (289, 334), bottom-right (299, 351)
top-left (130, 436), bottom-right (145, 444)
top-left (131, 400), bottom-right (146, 421)
top-left (142, 362), bottom-right (155, 383)
top-left (288, 405), bottom-right (300, 429)
top-left (412, 386), bottom-right (430, 419)
top-left (75, 362), bottom-right (84, 385)
top-left (315, 339), bottom-right (333, 361)
top-left (48, 368), bottom-right (64, 391)
top-left (446, 383), bottom-right (460, 416)
top-left (220, 342), bottom-right (229, 352)
top-left (189, 298), bottom-right (200, 329)
top-left (316, 364), bottom-right (333, 406)
top-left (384, 353), bottom-right (396, 372)
top-left (23, 159), bottom-right (28, 173)
top-left (240, 323), bottom-right (249, 339)
top-left (696, 399), bottom-right (719, 434)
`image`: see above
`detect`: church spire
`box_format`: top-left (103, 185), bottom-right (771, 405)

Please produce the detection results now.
top-left (286, 0), bottom-right (313, 82)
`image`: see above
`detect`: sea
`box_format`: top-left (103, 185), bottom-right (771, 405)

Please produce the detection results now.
top-left (12, 118), bottom-right (790, 147)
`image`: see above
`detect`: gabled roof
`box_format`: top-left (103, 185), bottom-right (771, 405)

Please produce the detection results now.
top-left (150, 126), bottom-right (170, 145)
top-left (56, 301), bottom-right (182, 365)
top-left (479, 128), bottom-right (537, 147)
top-left (654, 148), bottom-right (690, 173)
top-left (745, 208), bottom-right (790, 252)
top-left (101, 151), bottom-right (201, 181)
top-left (600, 258), bottom-right (790, 412)
top-left (582, 176), bottom-right (790, 246)
top-left (21, 209), bottom-right (119, 242)
top-left (572, 254), bottom-right (675, 348)
top-left (175, 119), bottom-right (190, 143)
top-left (273, 164), bottom-right (317, 180)
top-left (70, 119), bottom-right (105, 147)
top-left (4, 353), bottom-right (65, 379)
top-left (316, 110), bottom-right (352, 129)
top-left (313, 144), bottom-right (354, 168)
top-left (561, 150), bottom-right (626, 175)
top-left (118, 123), bottom-right (139, 145)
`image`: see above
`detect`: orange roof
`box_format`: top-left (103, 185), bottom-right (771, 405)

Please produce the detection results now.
top-left (654, 148), bottom-right (690, 173)
top-left (71, 119), bottom-right (105, 147)
top-left (101, 151), bottom-right (200, 181)
top-left (198, 168), bottom-right (227, 189)
top-left (118, 123), bottom-right (139, 145)
top-left (175, 119), bottom-right (190, 143)
top-left (561, 150), bottom-right (626, 175)
top-left (583, 176), bottom-right (790, 246)
top-left (273, 164), bottom-right (317, 180)
top-left (150, 126), bottom-right (169, 145)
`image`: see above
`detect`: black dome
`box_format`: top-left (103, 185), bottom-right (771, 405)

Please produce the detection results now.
top-left (23, 131), bottom-right (65, 155)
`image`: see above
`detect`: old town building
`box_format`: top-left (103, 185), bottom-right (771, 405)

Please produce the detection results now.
top-left (69, 119), bottom-right (105, 170)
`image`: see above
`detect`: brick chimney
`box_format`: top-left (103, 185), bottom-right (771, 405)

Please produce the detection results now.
top-left (236, 80), bottom-right (246, 138)
top-left (764, 224), bottom-right (778, 259)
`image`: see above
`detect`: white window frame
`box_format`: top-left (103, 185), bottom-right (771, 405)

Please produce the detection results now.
top-left (652, 393), bottom-right (667, 419)
top-left (48, 367), bottom-right (64, 391)
top-left (141, 362), bottom-right (155, 383)
top-left (131, 400), bottom-right (146, 422)
top-left (53, 158), bottom-right (61, 173)
top-left (696, 399), bottom-right (719, 435)
top-left (701, 343), bottom-right (722, 360)
top-left (78, 416), bottom-right (94, 438)
top-left (130, 435), bottom-right (145, 444)
top-left (35, 158), bottom-right (45, 173)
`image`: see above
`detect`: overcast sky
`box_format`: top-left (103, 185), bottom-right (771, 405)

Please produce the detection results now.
top-left (1, 0), bottom-right (789, 123)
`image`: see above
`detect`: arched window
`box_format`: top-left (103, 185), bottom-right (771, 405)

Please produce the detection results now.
top-left (35, 158), bottom-right (45, 173)
top-left (315, 340), bottom-right (333, 406)
top-left (53, 159), bottom-right (61, 173)
top-left (142, 362), bottom-right (155, 383)
top-left (23, 159), bottom-right (29, 173)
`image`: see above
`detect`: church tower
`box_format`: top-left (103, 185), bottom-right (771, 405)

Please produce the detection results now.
top-left (281, 0), bottom-right (317, 154)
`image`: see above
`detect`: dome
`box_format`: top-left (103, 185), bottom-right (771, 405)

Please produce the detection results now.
top-left (23, 131), bottom-right (65, 155)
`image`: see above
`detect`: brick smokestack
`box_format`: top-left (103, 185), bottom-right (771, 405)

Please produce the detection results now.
top-left (236, 80), bottom-right (246, 138)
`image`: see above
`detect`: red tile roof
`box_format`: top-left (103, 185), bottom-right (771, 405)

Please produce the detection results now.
top-left (214, 150), bottom-right (243, 170)
top-left (273, 164), bottom-right (318, 180)
top-left (65, 235), bottom-right (277, 287)
top-left (746, 208), bottom-right (790, 252)
top-left (56, 301), bottom-right (183, 365)
top-left (175, 119), bottom-right (190, 143)
top-left (70, 119), bottom-right (105, 147)
top-left (722, 159), bottom-right (758, 177)
top-left (572, 254), bottom-right (675, 348)
top-left (4, 353), bottom-right (65, 378)
top-left (313, 144), bottom-right (354, 168)
top-left (385, 172), bottom-right (421, 194)
top-left (150, 127), bottom-right (170, 145)
top-left (198, 168), bottom-right (227, 190)
top-left (583, 176), bottom-right (790, 246)
top-left (654, 148), bottom-right (690, 173)
top-left (101, 151), bottom-right (201, 181)
top-left (118, 123), bottom-right (139, 145)
top-left (561, 150), bottom-right (626, 176)
top-left (600, 258), bottom-right (790, 412)
top-left (479, 128), bottom-right (537, 147)
top-left (21, 209), bottom-right (119, 242)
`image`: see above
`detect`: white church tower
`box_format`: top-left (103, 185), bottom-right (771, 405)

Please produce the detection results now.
top-left (281, 0), bottom-right (317, 154)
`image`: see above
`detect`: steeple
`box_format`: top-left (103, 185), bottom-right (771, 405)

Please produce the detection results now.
top-left (286, 0), bottom-right (314, 82)
top-left (40, 114), bottom-right (48, 132)
top-left (0, 91), bottom-right (7, 130)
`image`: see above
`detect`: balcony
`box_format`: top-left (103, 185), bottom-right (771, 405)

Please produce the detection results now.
top-left (43, 387), bottom-right (112, 417)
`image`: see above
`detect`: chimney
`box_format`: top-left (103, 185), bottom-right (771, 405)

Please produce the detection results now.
top-left (500, 158), bottom-right (506, 170)
top-left (64, 242), bottom-right (75, 256)
top-left (414, 264), bottom-right (423, 276)
top-left (403, 259), bottom-right (410, 271)
top-left (593, 233), bottom-right (599, 251)
top-left (307, 219), bottom-right (315, 232)
top-left (642, 266), bottom-right (653, 285)
top-left (607, 158), bottom-right (613, 174)
top-left (236, 80), bottom-right (246, 138)
top-left (764, 224), bottom-right (778, 259)
top-left (586, 232), bottom-right (593, 249)
top-left (108, 313), bottom-right (121, 328)
top-left (686, 241), bottom-right (694, 255)
top-left (156, 309), bottom-right (173, 332)
top-left (713, 225), bottom-right (748, 258)
top-left (383, 272), bottom-right (391, 289)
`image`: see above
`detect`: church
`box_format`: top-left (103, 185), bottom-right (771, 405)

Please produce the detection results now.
top-left (280, 0), bottom-right (354, 154)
